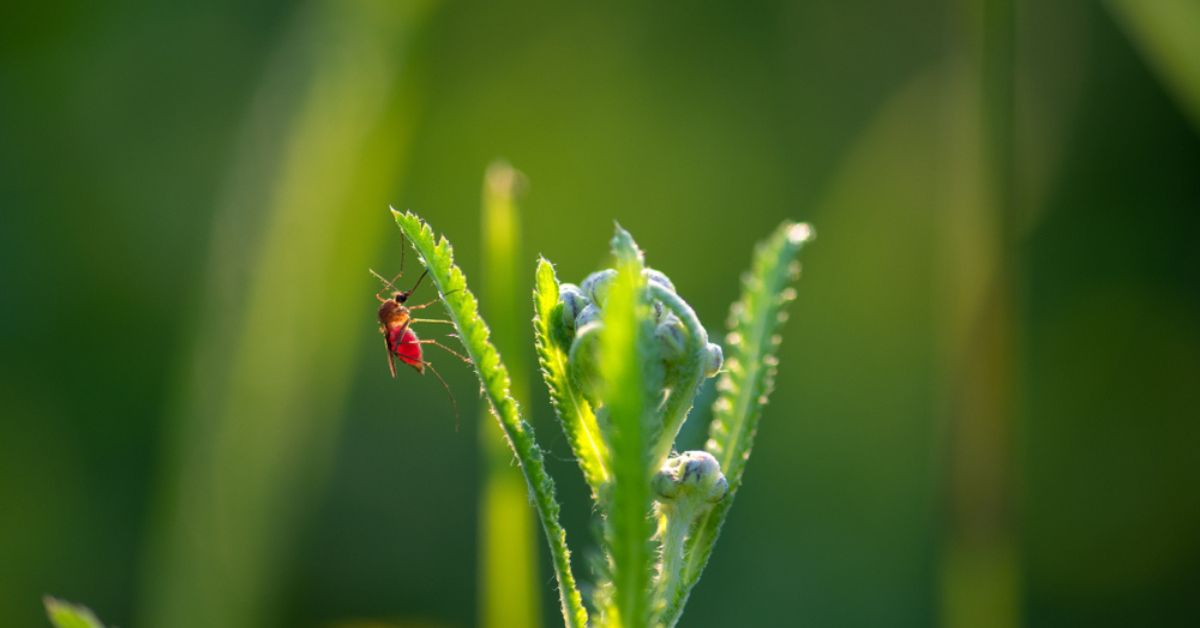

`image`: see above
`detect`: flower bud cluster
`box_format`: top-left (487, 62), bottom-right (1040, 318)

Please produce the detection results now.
top-left (558, 267), bottom-right (723, 405)
top-left (652, 450), bottom-right (728, 506)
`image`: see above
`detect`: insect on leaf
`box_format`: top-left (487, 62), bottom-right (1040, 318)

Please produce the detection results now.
top-left (390, 208), bottom-right (588, 628)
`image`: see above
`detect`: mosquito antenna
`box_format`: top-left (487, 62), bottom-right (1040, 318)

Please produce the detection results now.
top-left (424, 361), bottom-right (460, 431)
top-left (407, 268), bottom-right (430, 297)
top-left (399, 231), bottom-right (407, 276)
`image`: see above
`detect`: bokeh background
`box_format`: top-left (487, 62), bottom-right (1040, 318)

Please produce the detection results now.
top-left (2, 1), bottom-right (1198, 627)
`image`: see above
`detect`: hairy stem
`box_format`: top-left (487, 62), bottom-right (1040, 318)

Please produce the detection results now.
top-left (647, 285), bottom-right (709, 473)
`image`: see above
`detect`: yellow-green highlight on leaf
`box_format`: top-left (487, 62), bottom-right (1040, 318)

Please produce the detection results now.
top-left (662, 220), bottom-right (813, 627)
top-left (1109, 0), bottom-right (1200, 133)
top-left (600, 225), bottom-right (657, 628)
top-left (390, 209), bottom-right (588, 628)
top-left (533, 257), bottom-right (612, 500)
top-left (44, 597), bottom-right (105, 628)
top-left (479, 161), bottom-right (541, 628)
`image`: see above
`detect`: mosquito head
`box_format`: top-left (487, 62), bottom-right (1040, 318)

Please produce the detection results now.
top-left (394, 291), bottom-right (410, 304)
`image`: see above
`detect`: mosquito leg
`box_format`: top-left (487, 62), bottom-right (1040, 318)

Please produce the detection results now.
top-left (383, 336), bottom-right (397, 378)
top-left (407, 288), bottom-right (465, 311)
top-left (410, 317), bottom-right (455, 325)
top-left (417, 339), bottom-right (472, 364)
top-left (423, 360), bottom-right (460, 431)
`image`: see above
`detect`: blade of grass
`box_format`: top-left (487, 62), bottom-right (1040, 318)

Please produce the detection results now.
top-left (44, 597), bottom-right (105, 628)
top-left (392, 209), bottom-right (588, 628)
top-left (1109, 0), bottom-right (1200, 132)
top-left (534, 257), bottom-right (612, 500)
top-left (479, 162), bottom-right (541, 628)
top-left (941, 2), bottom-right (1021, 625)
top-left (661, 220), bottom-right (812, 627)
top-left (601, 226), bottom-right (658, 628)
top-left (141, 4), bottom-right (436, 627)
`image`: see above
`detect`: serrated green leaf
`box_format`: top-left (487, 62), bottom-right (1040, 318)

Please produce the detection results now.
top-left (662, 220), bottom-right (812, 627)
top-left (44, 597), bottom-right (105, 628)
top-left (390, 209), bottom-right (588, 628)
top-left (706, 221), bottom-right (812, 482)
top-left (601, 225), bottom-right (657, 628)
top-left (533, 257), bottom-right (611, 500)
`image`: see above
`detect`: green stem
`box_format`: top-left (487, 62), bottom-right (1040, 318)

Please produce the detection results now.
top-left (647, 285), bottom-right (709, 472)
top-left (653, 505), bottom-right (693, 627)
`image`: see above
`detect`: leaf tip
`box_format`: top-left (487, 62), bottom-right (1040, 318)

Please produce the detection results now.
top-left (609, 223), bottom-right (644, 266)
top-left (44, 596), bottom-right (104, 628)
top-left (787, 222), bottom-right (814, 245)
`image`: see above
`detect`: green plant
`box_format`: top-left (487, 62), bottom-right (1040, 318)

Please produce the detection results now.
top-left (44, 597), bottom-right (105, 628)
top-left (393, 209), bottom-right (812, 627)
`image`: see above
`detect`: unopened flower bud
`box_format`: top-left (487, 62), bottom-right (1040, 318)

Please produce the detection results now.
top-left (559, 283), bottom-right (589, 322)
top-left (703, 342), bottom-right (724, 377)
top-left (581, 269), bottom-right (618, 306)
top-left (654, 450), bottom-right (728, 505)
top-left (575, 303), bottom-right (603, 329)
top-left (642, 268), bottom-right (676, 293)
top-left (554, 284), bottom-right (590, 346)
top-left (655, 314), bottom-right (687, 360)
top-left (568, 321), bottom-right (604, 405)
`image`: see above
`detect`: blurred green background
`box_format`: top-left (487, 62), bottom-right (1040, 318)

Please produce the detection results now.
top-left (2, 1), bottom-right (1198, 627)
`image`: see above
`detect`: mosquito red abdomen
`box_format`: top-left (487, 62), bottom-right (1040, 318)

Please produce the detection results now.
top-left (389, 326), bottom-right (425, 373)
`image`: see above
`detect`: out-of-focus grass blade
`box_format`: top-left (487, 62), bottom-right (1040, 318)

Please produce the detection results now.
top-left (478, 162), bottom-right (541, 628)
top-left (140, 3), bottom-right (437, 627)
top-left (44, 597), bottom-right (104, 628)
top-left (1109, 0), bottom-right (1200, 131)
top-left (392, 209), bottom-right (588, 628)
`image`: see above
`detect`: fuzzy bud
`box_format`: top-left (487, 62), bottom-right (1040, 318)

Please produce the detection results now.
top-left (642, 267), bottom-right (676, 293)
top-left (581, 269), bottom-right (618, 306)
top-left (703, 342), bottom-right (724, 377)
top-left (655, 313), bottom-right (687, 360)
top-left (575, 303), bottom-right (603, 329)
top-left (559, 283), bottom-right (589, 322)
top-left (653, 450), bottom-right (728, 505)
top-left (568, 321), bottom-right (604, 405)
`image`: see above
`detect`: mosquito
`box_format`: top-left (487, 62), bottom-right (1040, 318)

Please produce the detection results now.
top-left (372, 236), bottom-right (471, 425)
